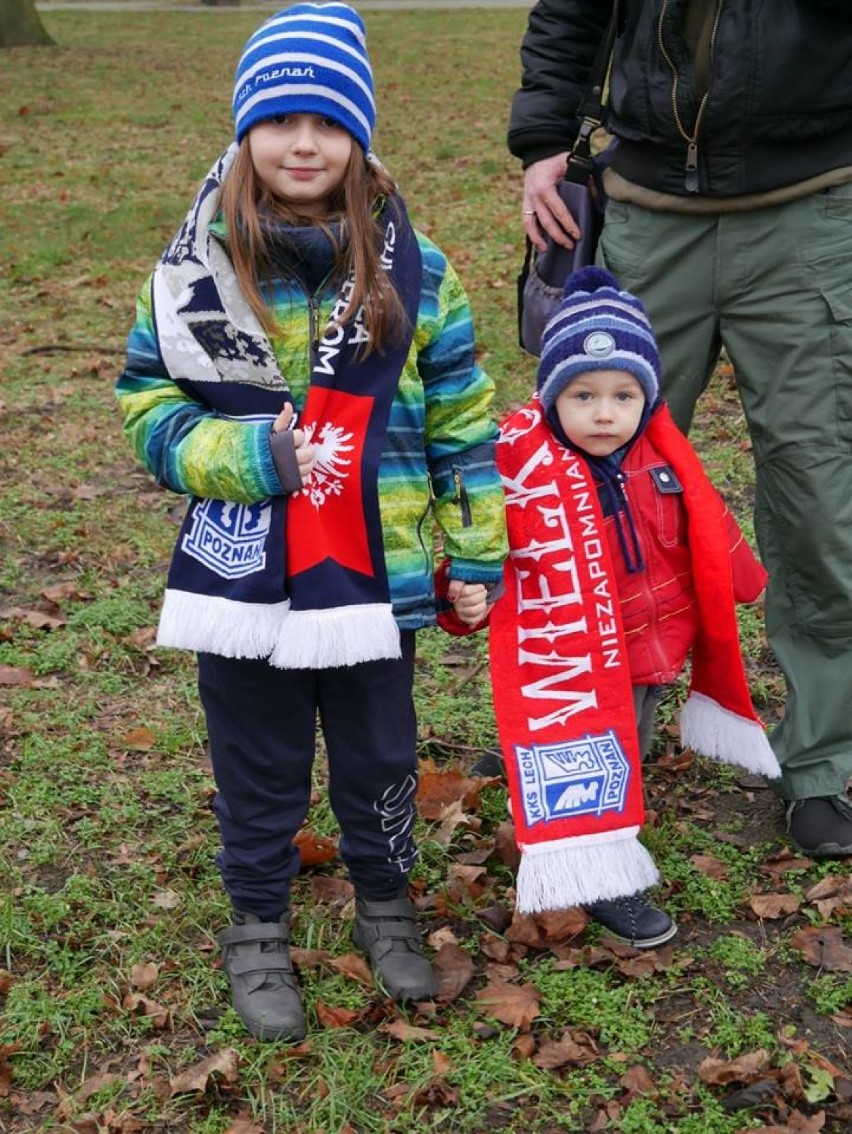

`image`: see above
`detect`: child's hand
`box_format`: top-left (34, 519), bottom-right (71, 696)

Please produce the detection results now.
top-left (273, 403), bottom-right (316, 485)
top-left (446, 580), bottom-right (489, 627)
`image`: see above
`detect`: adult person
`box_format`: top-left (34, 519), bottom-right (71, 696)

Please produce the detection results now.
top-left (508, 0), bottom-right (852, 857)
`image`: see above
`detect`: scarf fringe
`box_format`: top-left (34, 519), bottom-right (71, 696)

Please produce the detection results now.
top-left (158, 591), bottom-right (400, 669)
top-left (268, 604), bottom-right (400, 669)
top-left (157, 589), bottom-right (289, 658)
top-left (516, 827), bottom-right (659, 914)
top-left (679, 691), bottom-right (781, 779)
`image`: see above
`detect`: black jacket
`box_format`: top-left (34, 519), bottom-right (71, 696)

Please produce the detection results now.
top-left (508, 0), bottom-right (852, 197)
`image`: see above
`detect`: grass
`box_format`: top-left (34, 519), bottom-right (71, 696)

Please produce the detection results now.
top-left (1, 8), bottom-right (851, 1134)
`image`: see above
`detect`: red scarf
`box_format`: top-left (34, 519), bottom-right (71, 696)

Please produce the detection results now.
top-left (489, 400), bottom-right (779, 914)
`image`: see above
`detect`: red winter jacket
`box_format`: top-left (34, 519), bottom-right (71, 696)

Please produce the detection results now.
top-left (437, 420), bottom-right (767, 688)
top-left (604, 430), bottom-right (766, 685)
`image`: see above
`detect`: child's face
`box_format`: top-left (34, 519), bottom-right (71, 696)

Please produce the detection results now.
top-left (249, 113), bottom-right (353, 217)
top-left (553, 369), bottom-right (646, 456)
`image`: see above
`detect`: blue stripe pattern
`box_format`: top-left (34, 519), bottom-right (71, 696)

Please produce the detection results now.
top-left (233, 3), bottom-right (375, 150)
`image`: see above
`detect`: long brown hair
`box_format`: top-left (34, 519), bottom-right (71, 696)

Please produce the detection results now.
top-left (221, 139), bottom-right (408, 355)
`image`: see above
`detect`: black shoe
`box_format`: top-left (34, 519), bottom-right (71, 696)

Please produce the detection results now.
top-left (352, 895), bottom-right (438, 1001)
top-left (469, 748), bottom-right (505, 778)
top-left (584, 892), bottom-right (677, 949)
top-left (218, 912), bottom-right (305, 1042)
top-left (786, 795), bottom-right (852, 857)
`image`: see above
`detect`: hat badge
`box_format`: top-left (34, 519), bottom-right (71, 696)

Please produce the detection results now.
top-left (584, 331), bottom-right (616, 358)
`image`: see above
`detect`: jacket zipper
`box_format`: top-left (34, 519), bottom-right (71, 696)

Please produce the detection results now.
top-left (453, 468), bottom-right (473, 528)
top-left (657, 0), bottom-right (724, 193)
top-left (417, 472), bottom-right (435, 574)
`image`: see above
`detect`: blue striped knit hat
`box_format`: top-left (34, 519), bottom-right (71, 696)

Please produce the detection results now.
top-left (537, 267), bottom-right (660, 414)
top-left (233, 3), bottom-right (375, 151)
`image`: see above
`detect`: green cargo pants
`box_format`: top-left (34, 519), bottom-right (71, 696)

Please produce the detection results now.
top-left (600, 183), bottom-right (852, 801)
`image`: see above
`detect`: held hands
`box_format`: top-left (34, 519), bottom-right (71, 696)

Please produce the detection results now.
top-left (445, 580), bottom-right (489, 628)
top-left (272, 403), bottom-right (316, 485)
top-left (523, 152), bottom-right (581, 253)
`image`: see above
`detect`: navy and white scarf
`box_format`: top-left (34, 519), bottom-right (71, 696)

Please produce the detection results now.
top-left (152, 146), bottom-right (421, 668)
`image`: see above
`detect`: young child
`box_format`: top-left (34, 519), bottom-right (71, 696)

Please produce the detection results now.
top-left (116, 2), bottom-right (507, 1041)
top-left (451, 267), bottom-right (781, 948)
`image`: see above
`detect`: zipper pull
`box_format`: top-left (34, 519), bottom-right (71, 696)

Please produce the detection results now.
top-left (685, 141), bottom-right (699, 193)
top-left (453, 469), bottom-right (472, 528)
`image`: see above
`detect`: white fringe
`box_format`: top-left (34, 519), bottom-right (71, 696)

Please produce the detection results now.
top-left (157, 589), bottom-right (289, 658)
top-left (515, 826), bottom-right (659, 914)
top-left (679, 691), bottom-right (781, 779)
top-left (268, 604), bottom-right (401, 669)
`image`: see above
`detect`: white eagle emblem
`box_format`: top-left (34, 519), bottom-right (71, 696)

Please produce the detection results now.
top-left (301, 420), bottom-right (355, 509)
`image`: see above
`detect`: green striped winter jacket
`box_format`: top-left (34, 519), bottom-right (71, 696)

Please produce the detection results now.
top-left (116, 224), bottom-right (508, 630)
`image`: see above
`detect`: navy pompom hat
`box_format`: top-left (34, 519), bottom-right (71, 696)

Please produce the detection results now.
top-left (233, 2), bottom-right (376, 151)
top-left (536, 266), bottom-right (661, 413)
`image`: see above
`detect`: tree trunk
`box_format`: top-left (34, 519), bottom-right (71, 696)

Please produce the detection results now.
top-left (0, 0), bottom-right (55, 47)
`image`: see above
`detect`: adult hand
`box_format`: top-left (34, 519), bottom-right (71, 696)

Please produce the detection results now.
top-left (523, 152), bottom-right (581, 253)
top-left (446, 580), bottom-right (489, 628)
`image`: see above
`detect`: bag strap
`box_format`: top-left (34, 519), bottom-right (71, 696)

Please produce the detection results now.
top-left (565, 8), bottom-right (618, 185)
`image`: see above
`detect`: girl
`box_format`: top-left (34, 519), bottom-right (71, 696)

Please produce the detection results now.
top-left (117, 2), bottom-right (507, 1042)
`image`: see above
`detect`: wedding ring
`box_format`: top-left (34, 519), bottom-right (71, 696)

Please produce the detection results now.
top-left (523, 210), bottom-right (536, 215)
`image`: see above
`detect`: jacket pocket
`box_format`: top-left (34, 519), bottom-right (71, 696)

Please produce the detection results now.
top-left (819, 278), bottom-right (852, 446)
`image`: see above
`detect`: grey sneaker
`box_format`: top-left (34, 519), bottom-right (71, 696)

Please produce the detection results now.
top-left (584, 892), bottom-right (677, 949)
top-left (352, 895), bottom-right (438, 1001)
top-left (218, 912), bottom-right (305, 1041)
top-left (786, 795), bottom-right (852, 857)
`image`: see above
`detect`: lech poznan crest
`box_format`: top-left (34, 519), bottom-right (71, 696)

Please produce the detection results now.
top-left (182, 498), bottom-right (272, 579)
top-left (514, 730), bottom-right (631, 827)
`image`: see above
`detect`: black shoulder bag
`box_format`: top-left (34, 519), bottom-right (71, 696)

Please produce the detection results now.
top-left (517, 14), bottom-right (617, 356)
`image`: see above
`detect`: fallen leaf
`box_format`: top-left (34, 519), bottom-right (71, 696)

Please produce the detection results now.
top-left (790, 926), bottom-right (852, 972)
top-left (433, 798), bottom-right (475, 846)
top-left (533, 1030), bottom-right (599, 1069)
top-left (432, 1050), bottom-right (452, 1075)
top-left (0, 606), bottom-right (64, 630)
top-left (690, 853), bottom-right (729, 879)
top-left (151, 889), bottom-right (181, 911)
top-left (537, 907), bottom-right (588, 944)
top-left (295, 827), bottom-right (338, 867)
top-left (290, 947), bottom-right (331, 970)
top-left (0, 1042), bottom-right (21, 1097)
top-left (223, 1119), bottom-right (266, 1134)
top-left (315, 1001), bottom-right (359, 1029)
top-left (129, 962), bottom-right (158, 990)
top-left (411, 1078), bottom-right (458, 1108)
top-left (434, 941), bottom-right (475, 1002)
top-left (474, 980), bottom-right (540, 1030)
top-left (512, 1033), bottom-right (537, 1061)
top-left (749, 892), bottom-right (801, 919)
top-left (123, 726), bottom-right (156, 751)
top-left (309, 875), bottom-right (353, 905)
top-left (379, 1020), bottom-right (441, 1042)
top-left (620, 1064), bottom-right (656, 1096)
top-left (417, 768), bottom-right (482, 820)
top-left (122, 993), bottom-right (171, 1029)
top-left (0, 666), bottom-right (35, 687)
top-left (698, 1049), bottom-right (770, 1086)
top-left (446, 863), bottom-right (488, 902)
top-left (495, 819), bottom-right (521, 871)
top-left (169, 1049), bottom-right (240, 1096)
top-left (328, 952), bottom-right (372, 985)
